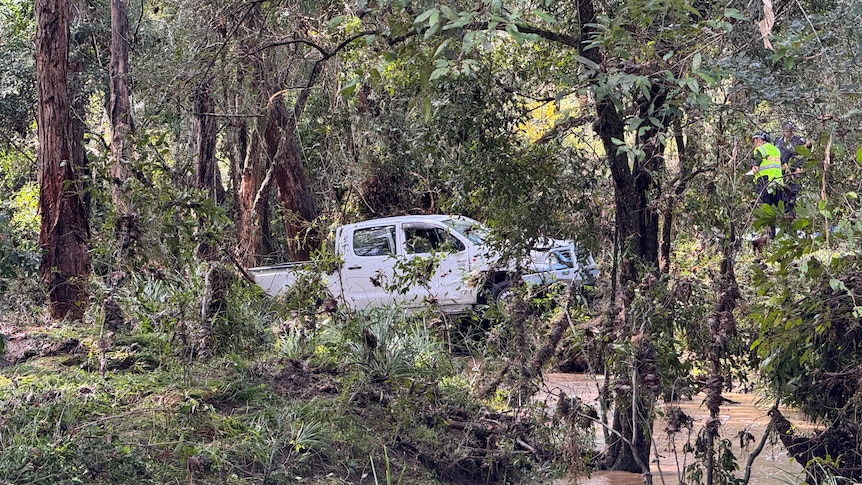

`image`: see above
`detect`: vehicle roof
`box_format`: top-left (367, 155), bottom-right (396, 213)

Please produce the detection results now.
top-left (341, 214), bottom-right (473, 229)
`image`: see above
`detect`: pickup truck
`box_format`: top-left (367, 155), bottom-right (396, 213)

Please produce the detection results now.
top-left (249, 215), bottom-right (596, 313)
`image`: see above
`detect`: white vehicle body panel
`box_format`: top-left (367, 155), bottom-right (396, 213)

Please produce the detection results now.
top-left (248, 215), bottom-right (596, 313)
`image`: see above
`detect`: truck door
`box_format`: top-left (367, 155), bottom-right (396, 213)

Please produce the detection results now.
top-left (402, 223), bottom-right (473, 308)
top-left (343, 224), bottom-right (399, 310)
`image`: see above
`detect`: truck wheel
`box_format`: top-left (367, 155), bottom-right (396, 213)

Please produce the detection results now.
top-left (491, 280), bottom-right (515, 305)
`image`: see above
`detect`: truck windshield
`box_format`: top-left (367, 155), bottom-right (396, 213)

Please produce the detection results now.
top-left (442, 217), bottom-right (489, 245)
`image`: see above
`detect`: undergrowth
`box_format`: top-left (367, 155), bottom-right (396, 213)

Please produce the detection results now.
top-left (0, 276), bottom-right (574, 484)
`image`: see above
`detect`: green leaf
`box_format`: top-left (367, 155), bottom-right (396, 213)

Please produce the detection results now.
top-left (423, 21), bottom-right (441, 39)
top-left (692, 53), bottom-right (702, 71)
top-left (795, 145), bottom-right (812, 158)
top-left (695, 71), bottom-right (716, 85)
top-left (433, 39), bottom-right (450, 58)
top-left (462, 30), bottom-right (476, 50)
top-left (535, 10), bottom-right (557, 23)
top-left (439, 5), bottom-right (457, 20)
top-left (679, 77), bottom-right (700, 93)
top-left (339, 78), bottom-right (360, 96)
top-left (724, 8), bottom-right (748, 20)
top-left (855, 147), bottom-right (862, 165)
top-left (429, 9), bottom-right (440, 29)
top-left (506, 24), bottom-right (526, 44)
top-left (573, 55), bottom-right (600, 71)
top-left (414, 8), bottom-right (437, 24)
top-left (327, 16), bottom-right (345, 30)
top-left (684, 3), bottom-right (702, 17)
top-left (829, 279), bottom-right (844, 291)
top-left (429, 67), bottom-right (448, 80)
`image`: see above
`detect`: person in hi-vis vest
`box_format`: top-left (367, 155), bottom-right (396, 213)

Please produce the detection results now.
top-left (750, 131), bottom-right (783, 240)
top-left (751, 131), bottom-right (783, 208)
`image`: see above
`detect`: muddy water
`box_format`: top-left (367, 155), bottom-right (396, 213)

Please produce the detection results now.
top-left (540, 373), bottom-right (815, 485)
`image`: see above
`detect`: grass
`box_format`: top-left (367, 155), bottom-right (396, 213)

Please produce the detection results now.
top-left (0, 292), bottom-right (569, 484)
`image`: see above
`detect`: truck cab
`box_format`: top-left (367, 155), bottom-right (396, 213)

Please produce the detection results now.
top-left (336, 215), bottom-right (494, 312)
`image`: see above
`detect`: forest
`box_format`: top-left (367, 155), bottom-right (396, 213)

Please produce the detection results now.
top-left (1, 0), bottom-right (861, 483)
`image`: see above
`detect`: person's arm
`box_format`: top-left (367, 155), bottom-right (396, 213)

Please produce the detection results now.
top-left (751, 147), bottom-right (763, 174)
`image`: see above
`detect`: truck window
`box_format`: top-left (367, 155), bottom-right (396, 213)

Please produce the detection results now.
top-left (353, 226), bottom-right (397, 257)
top-left (550, 249), bottom-right (574, 270)
top-left (405, 227), bottom-right (466, 254)
top-left (442, 217), bottom-right (488, 245)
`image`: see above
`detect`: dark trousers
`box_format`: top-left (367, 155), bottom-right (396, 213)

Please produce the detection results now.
top-left (755, 178), bottom-right (780, 237)
top-left (782, 182), bottom-right (800, 216)
top-left (755, 178), bottom-right (781, 206)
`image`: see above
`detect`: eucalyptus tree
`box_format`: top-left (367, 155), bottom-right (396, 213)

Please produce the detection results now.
top-left (108, 0), bottom-right (133, 210)
top-left (35, 0), bottom-right (91, 320)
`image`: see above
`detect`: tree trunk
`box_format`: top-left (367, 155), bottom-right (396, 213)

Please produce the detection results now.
top-left (576, 0), bottom-right (663, 473)
top-left (193, 84), bottom-right (221, 260)
top-left (101, 0), bottom-right (137, 330)
top-left (607, 395), bottom-right (654, 473)
top-left (633, 86), bottom-right (671, 270)
top-left (659, 127), bottom-right (693, 273)
top-left (109, 0), bottom-right (134, 216)
top-left (266, 95), bottom-right (318, 261)
top-left (192, 84), bottom-right (225, 355)
top-left (236, 136), bottom-right (267, 266)
top-left (36, 0), bottom-right (91, 320)
top-left (233, 4), bottom-right (270, 267)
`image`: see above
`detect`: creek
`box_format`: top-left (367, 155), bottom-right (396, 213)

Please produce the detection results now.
top-left (540, 373), bottom-right (815, 485)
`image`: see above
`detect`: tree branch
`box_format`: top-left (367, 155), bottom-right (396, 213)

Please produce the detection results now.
top-left (512, 22), bottom-right (580, 48)
top-left (256, 30), bottom-right (378, 60)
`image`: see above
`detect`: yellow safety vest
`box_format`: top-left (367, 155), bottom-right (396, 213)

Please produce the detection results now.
top-left (754, 143), bottom-right (782, 183)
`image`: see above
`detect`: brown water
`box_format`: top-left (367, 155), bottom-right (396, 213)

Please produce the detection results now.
top-left (540, 373), bottom-right (814, 485)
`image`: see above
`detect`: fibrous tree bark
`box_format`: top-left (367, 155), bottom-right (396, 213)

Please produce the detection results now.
top-left (192, 83), bottom-right (226, 356)
top-left (234, 4), bottom-right (271, 267)
top-left (266, 92), bottom-right (318, 261)
top-left (36, 0), bottom-right (91, 320)
top-left (109, 0), bottom-right (134, 219)
top-left (103, 0), bottom-right (136, 330)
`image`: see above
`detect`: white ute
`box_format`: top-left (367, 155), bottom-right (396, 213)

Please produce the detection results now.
top-left (248, 215), bottom-right (596, 313)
